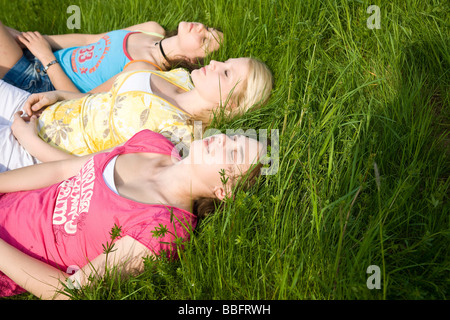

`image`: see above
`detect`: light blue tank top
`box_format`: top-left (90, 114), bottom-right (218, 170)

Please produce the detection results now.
top-left (53, 30), bottom-right (147, 92)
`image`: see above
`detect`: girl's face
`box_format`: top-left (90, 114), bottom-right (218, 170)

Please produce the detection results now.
top-left (177, 22), bottom-right (223, 61)
top-left (190, 58), bottom-right (251, 108)
top-left (186, 134), bottom-right (262, 199)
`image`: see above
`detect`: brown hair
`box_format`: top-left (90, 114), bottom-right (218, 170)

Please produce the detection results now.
top-left (162, 27), bottom-right (222, 72)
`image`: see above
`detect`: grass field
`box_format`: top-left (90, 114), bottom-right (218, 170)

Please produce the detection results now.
top-left (0, 0), bottom-right (448, 300)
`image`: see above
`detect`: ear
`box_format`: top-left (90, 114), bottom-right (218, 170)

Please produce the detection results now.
top-left (213, 186), bottom-right (226, 201)
top-left (223, 100), bottom-right (238, 116)
top-left (213, 185), bottom-right (231, 201)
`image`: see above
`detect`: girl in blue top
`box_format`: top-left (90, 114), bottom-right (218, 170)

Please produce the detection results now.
top-left (0, 21), bottom-right (223, 93)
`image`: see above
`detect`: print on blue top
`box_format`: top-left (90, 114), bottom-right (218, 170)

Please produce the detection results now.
top-left (53, 30), bottom-right (132, 92)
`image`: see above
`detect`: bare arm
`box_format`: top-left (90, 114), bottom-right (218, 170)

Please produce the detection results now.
top-left (19, 90), bottom-right (89, 117)
top-left (10, 21), bottom-right (164, 92)
top-left (17, 91), bottom-right (87, 160)
top-left (0, 235), bottom-right (151, 300)
top-left (5, 24), bottom-right (101, 50)
top-left (123, 21), bottom-right (165, 35)
top-left (4, 25), bottom-right (25, 48)
top-left (7, 20), bottom-right (165, 50)
top-left (21, 90), bottom-right (88, 117)
top-left (0, 237), bottom-right (70, 299)
top-left (43, 33), bottom-right (102, 50)
top-left (43, 63), bottom-right (81, 92)
top-left (0, 150), bottom-right (91, 193)
top-left (2, 93), bottom-right (95, 192)
top-left (18, 32), bottom-right (82, 92)
top-left (43, 21), bottom-right (165, 50)
top-left (11, 111), bottom-right (123, 163)
top-left (41, 21), bottom-right (164, 92)
top-left (11, 112), bottom-right (78, 162)
top-left (12, 90), bottom-right (121, 162)
top-left (32, 21), bottom-right (165, 50)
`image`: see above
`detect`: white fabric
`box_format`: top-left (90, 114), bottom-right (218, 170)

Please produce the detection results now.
top-left (0, 72), bottom-right (153, 173)
top-left (116, 71), bottom-right (152, 95)
top-left (0, 80), bottom-right (38, 173)
top-left (103, 155), bottom-right (119, 195)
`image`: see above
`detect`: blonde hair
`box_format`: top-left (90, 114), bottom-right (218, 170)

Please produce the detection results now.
top-left (194, 58), bottom-right (273, 125)
top-left (229, 58), bottom-right (273, 117)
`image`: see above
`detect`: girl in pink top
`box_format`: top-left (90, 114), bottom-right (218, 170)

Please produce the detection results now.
top-left (0, 129), bottom-right (264, 299)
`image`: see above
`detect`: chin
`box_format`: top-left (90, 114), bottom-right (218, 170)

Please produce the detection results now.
top-left (190, 69), bottom-right (200, 85)
top-left (179, 21), bottom-right (188, 34)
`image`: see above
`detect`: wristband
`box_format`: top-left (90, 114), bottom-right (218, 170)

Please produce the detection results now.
top-left (43, 60), bottom-right (59, 74)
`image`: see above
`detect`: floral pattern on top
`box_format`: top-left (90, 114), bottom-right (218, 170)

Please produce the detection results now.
top-left (38, 68), bottom-right (195, 155)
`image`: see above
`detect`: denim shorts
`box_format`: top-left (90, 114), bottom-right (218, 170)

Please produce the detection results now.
top-left (2, 50), bottom-right (55, 93)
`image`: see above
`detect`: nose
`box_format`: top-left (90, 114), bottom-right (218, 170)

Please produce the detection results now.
top-left (196, 23), bottom-right (206, 33)
top-left (209, 60), bottom-right (221, 71)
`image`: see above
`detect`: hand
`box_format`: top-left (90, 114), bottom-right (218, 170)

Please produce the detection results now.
top-left (23, 91), bottom-right (59, 116)
top-left (17, 31), bottom-right (55, 66)
top-left (11, 111), bottom-right (39, 145)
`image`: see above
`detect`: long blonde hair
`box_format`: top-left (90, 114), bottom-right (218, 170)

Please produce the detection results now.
top-left (194, 58), bottom-right (273, 125)
top-left (230, 58), bottom-right (273, 116)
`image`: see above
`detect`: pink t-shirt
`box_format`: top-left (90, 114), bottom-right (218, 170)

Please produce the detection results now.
top-left (0, 130), bottom-right (197, 297)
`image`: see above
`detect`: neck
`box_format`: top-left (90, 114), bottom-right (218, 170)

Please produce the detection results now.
top-left (147, 39), bottom-right (168, 71)
top-left (150, 161), bottom-right (206, 211)
top-left (158, 36), bottom-right (185, 62)
top-left (158, 39), bottom-right (169, 65)
top-left (150, 75), bottom-right (215, 123)
top-left (173, 90), bottom-right (215, 124)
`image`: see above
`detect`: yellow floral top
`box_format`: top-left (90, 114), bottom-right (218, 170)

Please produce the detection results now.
top-left (38, 69), bottom-right (194, 155)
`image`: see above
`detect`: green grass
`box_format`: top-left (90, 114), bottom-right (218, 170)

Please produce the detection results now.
top-left (1, 0), bottom-right (449, 300)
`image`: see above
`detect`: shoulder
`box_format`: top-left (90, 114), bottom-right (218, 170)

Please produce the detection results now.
top-left (121, 130), bottom-right (181, 159)
top-left (110, 68), bottom-right (153, 92)
top-left (120, 205), bottom-right (196, 260)
top-left (123, 60), bottom-right (159, 72)
top-left (159, 68), bottom-right (194, 91)
top-left (124, 21), bottom-right (166, 37)
top-left (123, 205), bottom-right (197, 241)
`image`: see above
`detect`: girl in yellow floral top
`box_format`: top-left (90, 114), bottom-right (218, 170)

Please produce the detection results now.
top-left (0, 57), bottom-right (272, 172)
